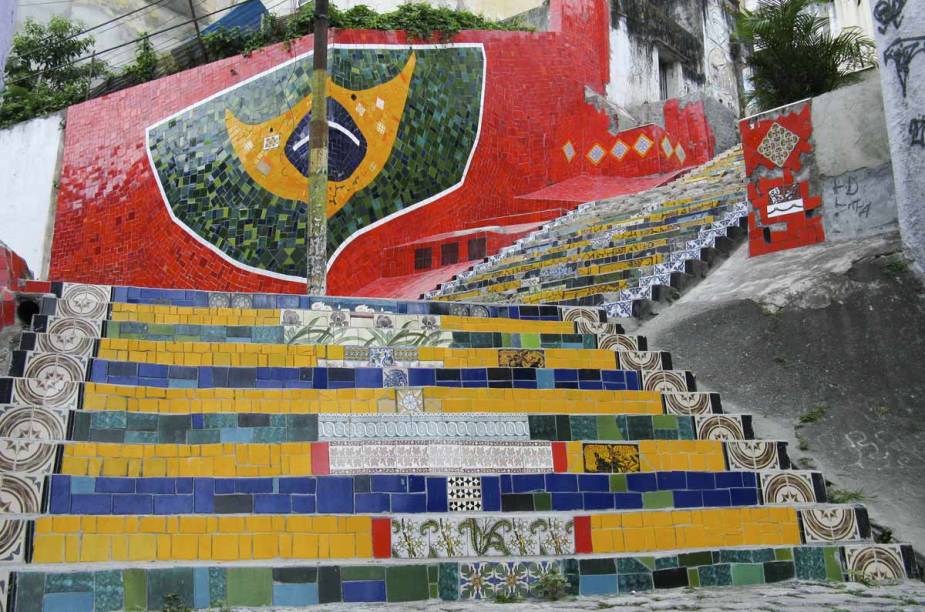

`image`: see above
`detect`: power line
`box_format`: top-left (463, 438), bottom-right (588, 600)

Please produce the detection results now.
top-left (5, 0), bottom-right (258, 88)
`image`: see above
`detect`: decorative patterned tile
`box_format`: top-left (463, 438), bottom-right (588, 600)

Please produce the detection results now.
top-left (582, 443), bottom-right (641, 473)
top-left (328, 441), bottom-right (554, 474)
top-left (642, 371), bottom-right (689, 393)
top-left (448, 476), bottom-right (482, 511)
top-left (757, 122), bottom-right (800, 167)
top-left (317, 415), bottom-right (530, 441)
top-left (844, 544), bottom-right (907, 582)
top-left (695, 415), bottom-right (746, 440)
top-left (801, 507), bottom-right (862, 543)
top-left (396, 389), bottom-right (424, 414)
top-left (726, 441), bottom-right (782, 470)
top-left (760, 472), bottom-right (818, 505)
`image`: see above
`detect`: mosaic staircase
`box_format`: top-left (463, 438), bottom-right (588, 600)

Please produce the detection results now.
top-left (427, 146), bottom-right (749, 319)
top-left (0, 280), bottom-right (916, 610)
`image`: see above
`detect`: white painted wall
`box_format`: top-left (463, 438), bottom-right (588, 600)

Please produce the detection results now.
top-left (606, 17), bottom-right (660, 109)
top-left (0, 113), bottom-right (64, 277)
top-left (701, 0), bottom-right (739, 113)
top-left (0, 0), bottom-right (15, 88)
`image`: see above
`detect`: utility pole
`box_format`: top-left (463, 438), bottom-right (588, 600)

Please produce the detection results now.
top-left (188, 0), bottom-right (209, 63)
top-left (306, 0), bottom-right (330, 295)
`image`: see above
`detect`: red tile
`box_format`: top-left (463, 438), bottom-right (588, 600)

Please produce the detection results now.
top-left (552, 441), bottom-right (568, 473)
top-left (573, 515), bottom-right (593, 553)
top-left (310, 442), bottom-right (330, 476)
top-left (371, 518), bottom-right (392, 559)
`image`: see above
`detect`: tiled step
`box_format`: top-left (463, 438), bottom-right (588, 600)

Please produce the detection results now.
top-left (10, 543), bottom-right (919, 608)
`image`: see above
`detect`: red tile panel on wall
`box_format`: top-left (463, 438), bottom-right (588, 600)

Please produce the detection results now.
top-left (49, 0), bottom-right (712, 296)
top-left (740, 101), bottom-right (825, 256)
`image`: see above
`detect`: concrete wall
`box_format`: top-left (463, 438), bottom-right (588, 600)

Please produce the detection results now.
top-left (811, 69), bottom-right (897, 241)
top-left (0, 113), bottom-right (64, 278)
top-left (868, 0), bottom-right (925, 275)
top-left (0, 0), bottom-right (15, 88)
top-left (740, 69), bottom-right (898, 257)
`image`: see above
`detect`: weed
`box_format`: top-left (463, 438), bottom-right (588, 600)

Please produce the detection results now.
top-left (797, 434), bottom-right (810, 451)
top-left (773, 355), bottom-right (788, 366)
top-left (875, 527), bottom-right (894, 543)
top-left (533, 567), bottom-right (570, 601)
top-left (162, 593), bottom-right (190, 612)
top-left (493, 591), bottom-right (522, 604)
top-left (799, 404), bottom-right (828, 424)
top-left (885, 255), bottom-right (908, 276)
top-left (827, 487), bottom-right (869, 503)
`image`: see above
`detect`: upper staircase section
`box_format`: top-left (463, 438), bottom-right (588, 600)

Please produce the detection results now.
top-left (426, 147), bottom-right (748, 318)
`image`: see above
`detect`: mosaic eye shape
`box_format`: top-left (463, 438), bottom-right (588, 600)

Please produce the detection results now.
top-left (147, 45), bottom-right (485, 280)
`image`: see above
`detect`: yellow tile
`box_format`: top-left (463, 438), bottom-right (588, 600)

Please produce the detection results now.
top-left (32, 535), bottom-right (66, 563)
top-left (128, 534), bottom-right (156, 561)
top-left (291, 533), bottom-right (318, 559)
top-left (212, 534), bottom-right (239, 561)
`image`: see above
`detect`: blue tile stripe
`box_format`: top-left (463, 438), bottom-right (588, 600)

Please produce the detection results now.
top-left (88, 361), bottom-right (651, 391)
top-left (47, 472), bottom-right (760, 515)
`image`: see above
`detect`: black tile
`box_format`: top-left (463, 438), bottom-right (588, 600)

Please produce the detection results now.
top-left (763, 561), bottom-right (795, 583)
top-left (214, 494), bottom-right (253, 513)
top-left (353, 475), bottom-right (371, 493)
top-left (318, 566), bottom-right (342, 604)
top-left (227, 367), bottom-right (257, 387)
top-left (653, 567), bottom-right (689, 589)
top-left (238, 414), bottom-right (270, 427)
top-left (273, 567), bottom-right (318, 583)
top-left (528, 415), bottom-right (556, 440)
top-left (500, 494), bottom-right (534, 512)
top-left (579, 558), bottom-right (616, 575)
top-left (555, 415), bottom-right (571, 441)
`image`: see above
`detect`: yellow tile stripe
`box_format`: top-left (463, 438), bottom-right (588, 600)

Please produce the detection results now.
top-left (60, 442), bottom-right (314, 477)
top-left (33, 515), bottom-right (372, 563)
top-left (590, 507), bottom-right (800, 553)
top-left (82, 384), bottom-right (664, 416)
top-left (59, 439), bottom-right (723, 478)
top-left (94, 340), bottom-right (620, 370)
top-left (563, 440), bottom-right (726, 473)
top-left (108, 303), bottom-right (577, 334)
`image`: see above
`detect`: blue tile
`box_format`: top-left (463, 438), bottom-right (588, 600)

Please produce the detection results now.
top-left (194, 568), bottom-right (210, 609)
top-left (730, 488), bottom-right (758, 506)
top-left (481, 476), bottom-right (501, 511)
top-left (354, 368), bottom-right (382, 388)
top-left (673, 490), bottom-right (703, 508)
top-left (426, 478), bottom-right (448, 512)
top-left (579, 574), bottom-right (618, 596)
top-left (49, 478), bottom-right (70, 513)
top-left (235, 478), bottom-right (273, 494)
top-left (194, 480), bottom-right (214, 513)
top-left (214, 478), bottom-right (236, 494)
top-left (511, 474), bottom-right (545, 493)
top-left (578, 474), bottom-right (610, 492)
top-left (43, 592), bottom-right (95, 612)
top-left (136, 478), bottom-right (175, 494)
top-left (686, 472), bottom-right (715, 489)
top-left (408, 369), bottom-right (435, 386)
top-left (553, 368), bottom-right (577, 381)
top-left (741, 472), bottom-right (757, 487)
top-left (89, 363), bottom-right (108, 383)
top-left (702, 489), bottom-right (732, 507)
top-left (371, 476), bottom-right (407, 493)
top-left (613, 493), bottom-right (644, 509)
top-left (408, 476), bottom-right (426, 493)
top-left (279, 477), bottom-right (315, 494)
top-left (71, 494), bottom-right (112, 514)
top-left (461, 368), bottom-right (487, 381)
top-left (95, 477), bottom-right (134, 494)
top-left (273, 583), bottom-right (318, 606)
top-left (70, 477), bottom-right (94, 494)
top-left (627, 473), bottom-right (658, 492)
top-left (176, 479), bottom-right (193, 494)
top-left (317, 477), bottom-right (354, 513)
top-left (545, 474), bottom-right (578, 492)
top-left (657, 471), bottom-right (686, 490)
top-left (355, 493), bottom-right (389, 513)
top-left (583, 492), bottom-right (615, 510)
top-left (551, 492), bottom-right (583, 510)
top-left (500, 475), bottom-right (512, 494)
top-left (342, 580), bottom-right (386, 602)
top-left (154, 494), bottom-right (194, 514)
top-left (291, 495), bottom-right (316, 513)
top-left (390, 494), bottom-right (426, 513)
top-left (715, 472), bottom-right (743, 488)
top-left (255, 494), bottom-right (292, 513)
top-left (138, 363), bottom-right (168, 378)
top-left (536, 369), bottom-right (555, 388)
top-left (112, 494), bottom-right (153, 514)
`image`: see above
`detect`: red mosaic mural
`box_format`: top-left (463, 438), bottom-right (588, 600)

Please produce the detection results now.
top-left (0, 243), bottom-right (32, 329)
top-left (50, 0), bottom-right (716, 295)
top-left (740, 101), bottom-right (825, 256)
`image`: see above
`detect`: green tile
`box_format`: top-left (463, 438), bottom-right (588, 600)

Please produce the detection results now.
top-left (824, 547), bottom-right (844, 581)
top-left (687, 568), bottom-right (700, 587)
top-left (609, 474), bottom-right (628, 492)
top-left (698, 564), bottom-right (732, 586)
top-left (438, 564), bottom-right (459, 600)
top-left (227, 568), bottom-right (272, 606)
top-left (208, 568), bottom-right (226, 607)
top-left (429, 583), bottom-right (438, 599)
top-left (427, 565), bottom-right (438, 582)
top-left (643, 490), bottom-right (673, 509)
top-left (730, 563), bottom-right (764, 586)
top-left (763, 560), bottom-right (796, 583)
top-left (521, 334), bottom-right (540, 349)
top-left (638, 556), bottom-right (656, 571)
top-left (617, 557), bottom-right (649, 574)
top-left (14, 573), bottom-right (44, 612)
top-left (679, 551), bottom-right (713, 567)
top-left (626, 416), bottom-right (654, 439)
top-left (596, 416), bottom-right (622, 440)
top-left (123, 569), bottom-right (147, 612)
top-left (386, 565), bottom-right (430, 602)
top-left (46, 572), bottom-right (93, 592)
top-left (569, 416), bottom-right (597, 441)
top-left (652, 415), bottom-right (678, 430)
top-left (147, 568), bottom-right (194, 610)
top-left (534, 492), bottom-right (552, 511)
top-left (94, 571), bottom-right (124, 612)
top-left (341, 566), bottom-right (386, 581)
top-left (794, 547), bottom-right (827, 580)
top-left (655, 555), bottom-right (679, 570)
top-left (775, 548), bottom-right (794, 561)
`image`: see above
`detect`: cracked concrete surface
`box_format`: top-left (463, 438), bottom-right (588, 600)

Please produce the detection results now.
top-left (633, 233), bottom-right (925, 555)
